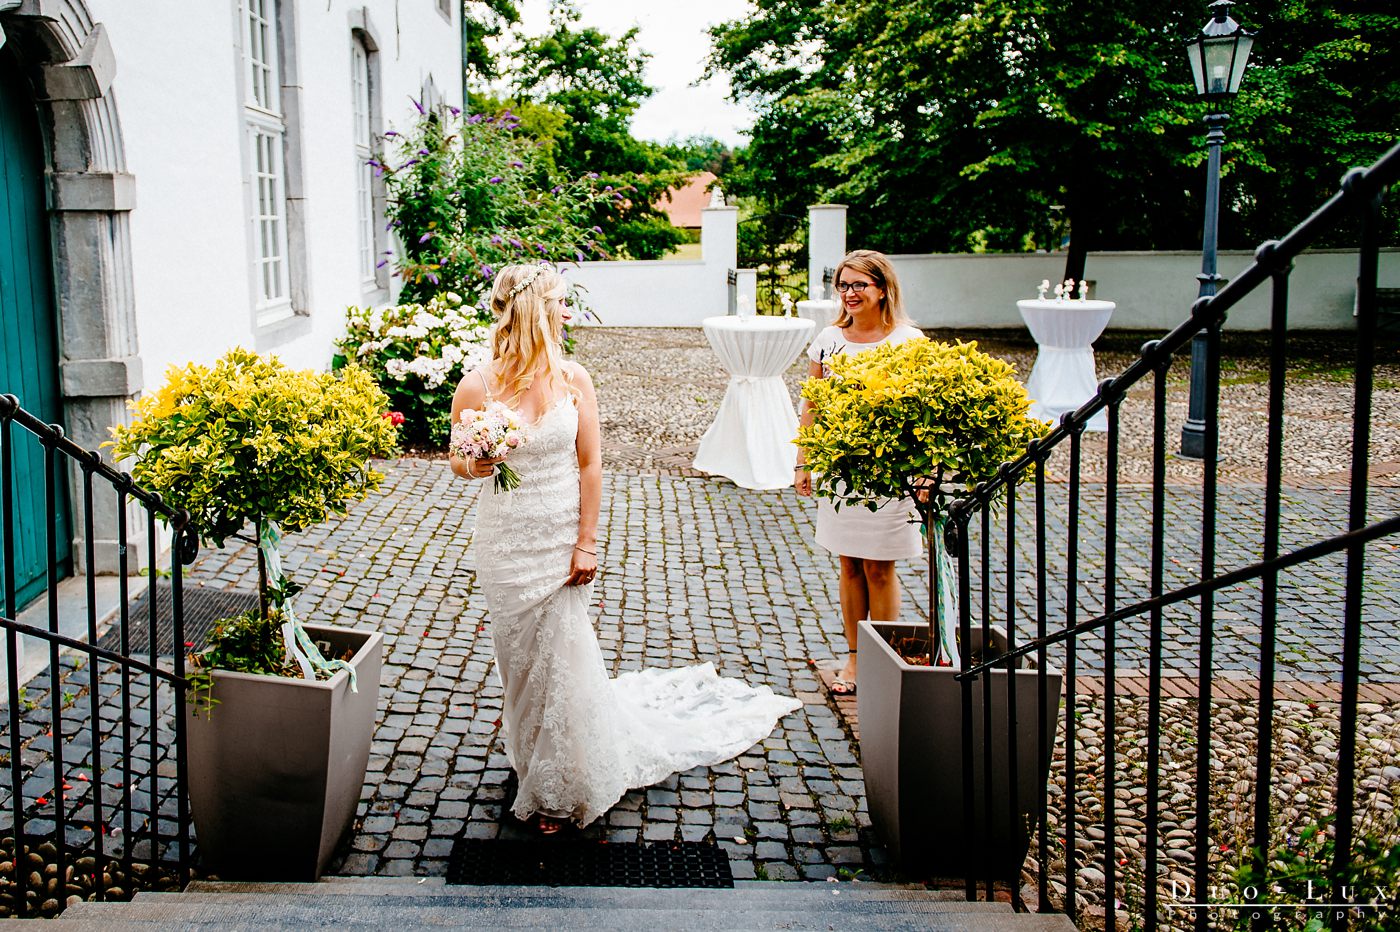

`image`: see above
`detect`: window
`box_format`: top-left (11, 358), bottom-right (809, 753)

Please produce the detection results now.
top-left (352, 40), bottom-right (375, 284)
top-left (421, 74), bottom-right (442, 112)
top-left (245, 0), bottom-right (278, 113)
top-left (352, 31), bottom-right (386, 292)
top-left (251, 127), bottom-right (288, 305)
top-left (437, 0), bottom-right (452, 22)
top-left (241, 0), bottom-right (291, 321)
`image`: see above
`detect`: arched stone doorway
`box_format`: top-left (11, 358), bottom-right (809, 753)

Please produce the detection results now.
top-left (0, 2), bottom-right (141, 575)
top-left (0, 42), bottom-right (73, 607)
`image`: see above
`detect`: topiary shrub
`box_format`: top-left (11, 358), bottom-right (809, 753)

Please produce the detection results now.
top-left (796, 338), bottom-right (1049, 662)
top-left (108, 348), bottom-right (400, 694)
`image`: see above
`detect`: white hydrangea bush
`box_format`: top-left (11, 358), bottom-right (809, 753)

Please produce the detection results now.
top-left (335, 292), bottom-right (492, 445)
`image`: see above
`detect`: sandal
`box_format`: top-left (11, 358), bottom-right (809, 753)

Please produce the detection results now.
top-left (830, 675), bottom-right (857, 696)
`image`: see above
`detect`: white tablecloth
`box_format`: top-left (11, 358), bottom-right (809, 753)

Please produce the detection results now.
top-left (796, 299), bottom-right (838, 330)
top-left (693, 315), bottom-right (816, 490)
top-left (1017, 299), bottom-right (1116, 432)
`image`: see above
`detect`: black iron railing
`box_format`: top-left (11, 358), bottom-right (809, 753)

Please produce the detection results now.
top-left (950, 142), bottom-right (1400, 931)
top-left (0, 394), bottom-right (195, 917)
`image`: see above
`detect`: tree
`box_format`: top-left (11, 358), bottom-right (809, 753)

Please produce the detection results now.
top-left (708, 1), bottom-right (1399, 277)
top-left (502, 2), bottom-right (688, 259)
top-left (1225, 4), bottom-right (1400, 247)
top-left (463, 0), bottom-right (521, 83)
top-left (660, 135), bottom-right (737, 178)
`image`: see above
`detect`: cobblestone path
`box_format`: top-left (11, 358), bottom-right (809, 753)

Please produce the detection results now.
top-left (181, 458), bottom-right (1400, 881)
top-left (4, 333), bottom-right (1397, 885)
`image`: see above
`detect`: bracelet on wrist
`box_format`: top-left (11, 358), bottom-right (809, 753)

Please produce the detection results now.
top-left (574, 545), bottom-right (597, 555)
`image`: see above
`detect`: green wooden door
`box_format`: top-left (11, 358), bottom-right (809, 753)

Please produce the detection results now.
top-left (0, 49), bottom-right (72, 610)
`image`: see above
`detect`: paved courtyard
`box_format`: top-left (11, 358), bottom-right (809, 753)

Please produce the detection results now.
top-left (3, 327), bottom-right (1398, 893)
top-left (185, 454), bottom-right (1400, 882)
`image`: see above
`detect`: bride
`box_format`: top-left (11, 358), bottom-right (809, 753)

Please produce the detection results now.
top-left (449, 263), bottom-right (801, 834)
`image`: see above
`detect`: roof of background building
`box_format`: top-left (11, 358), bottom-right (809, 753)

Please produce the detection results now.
top-left (655, 172), bottom-right (717, 229)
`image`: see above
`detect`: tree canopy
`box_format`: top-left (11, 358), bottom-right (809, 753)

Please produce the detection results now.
top-left (473, 2), bottom-right (693, 259)
top-left (707, 0), bottom-right (1399, 275)
top-left (463, 0), bottom-right (521, 83)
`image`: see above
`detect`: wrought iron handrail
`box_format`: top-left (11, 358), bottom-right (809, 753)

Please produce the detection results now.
top-left (949, 147), bottom-right (1400, 519)
top-left (943, 139), bottom-right (1400, 932)
top-left (0, 395), bottom-right (189, 529)
top-left (0, 614), bottom-right (187, 683)
top-left (0, 393), bottom-right (196, 917)
top-left (959, 512), bottom-right (1400, 676)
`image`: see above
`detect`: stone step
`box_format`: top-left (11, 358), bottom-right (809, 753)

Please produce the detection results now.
top-left (50, 882), bottom-right (1079, 930)
top-left (182, 878), bottom-right (997, 905)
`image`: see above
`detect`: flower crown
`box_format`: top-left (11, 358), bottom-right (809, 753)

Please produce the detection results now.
top-left (505, 265), bottom-right (545, 301)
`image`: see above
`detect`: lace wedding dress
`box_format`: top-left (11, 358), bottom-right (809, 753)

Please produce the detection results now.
top-left (474, 393), bottom-right (802, 827)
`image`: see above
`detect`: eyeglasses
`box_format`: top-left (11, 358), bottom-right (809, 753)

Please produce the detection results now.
top-left (835, 281), bottom-right (875, 294)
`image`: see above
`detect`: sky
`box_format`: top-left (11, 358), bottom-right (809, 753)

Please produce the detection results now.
top-left (500, 0), bottom-right (756, 147)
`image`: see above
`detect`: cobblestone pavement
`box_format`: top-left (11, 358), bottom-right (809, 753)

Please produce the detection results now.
top-left (181, 456), bottom-right (1399, 882)
top-left (4, 328), bottom-right (1397, 889)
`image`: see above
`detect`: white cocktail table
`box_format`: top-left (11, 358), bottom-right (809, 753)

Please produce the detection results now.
top-left (693, 315), bottom-right (816, 490)
top-left (1016, 298), bottom-right (1116, 432)
top-left (796, 298), bottom-right (838, 330)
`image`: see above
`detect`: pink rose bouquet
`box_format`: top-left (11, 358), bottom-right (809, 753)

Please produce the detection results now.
top-left (448, 400), bottom-right (527, 493)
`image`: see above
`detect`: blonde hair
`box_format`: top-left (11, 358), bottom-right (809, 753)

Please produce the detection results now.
top-left (832, 249), bottom-right (907, 330)
top-left (488, 264), bottom-right (568, 403)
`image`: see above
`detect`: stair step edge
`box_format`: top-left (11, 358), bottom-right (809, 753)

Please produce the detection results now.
top-left (153, 888), bottom-right (1013, 910)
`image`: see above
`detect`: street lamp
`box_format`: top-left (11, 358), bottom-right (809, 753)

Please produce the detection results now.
top-left (1179, 0), bottom-right (1256, 459)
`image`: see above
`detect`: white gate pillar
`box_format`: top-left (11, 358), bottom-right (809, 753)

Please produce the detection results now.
top-left (807, 204), bottom-right (847, 300)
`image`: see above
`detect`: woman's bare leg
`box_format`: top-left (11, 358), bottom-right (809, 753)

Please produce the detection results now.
top-left (837, 556), bottom-right (868, 682)
top-left (863, 559), bottom-right (901, 624)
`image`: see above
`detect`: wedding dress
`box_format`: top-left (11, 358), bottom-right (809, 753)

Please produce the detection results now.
top-left (473, 392), bottom-right (802, 827)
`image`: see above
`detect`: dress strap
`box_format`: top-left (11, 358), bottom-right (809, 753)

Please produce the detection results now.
top-left (478, 367), bottom-right (494, 401)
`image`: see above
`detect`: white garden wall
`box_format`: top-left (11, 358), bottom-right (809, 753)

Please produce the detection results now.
top-left (575, 200), bottom-right (1394, 332)
top-left (886, 249), bottom-right (1400, 332)
top-left (565, 207), bottom-right (744, 326)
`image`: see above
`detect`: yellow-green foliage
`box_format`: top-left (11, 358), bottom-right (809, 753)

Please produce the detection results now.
top-left (797, 339), bottom-right (1049, 515)
top-left (109, 348), bottom-right (400, 547)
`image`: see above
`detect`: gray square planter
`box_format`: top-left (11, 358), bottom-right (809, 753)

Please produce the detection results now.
top-left (856, 619), bottom-right (1062, 877)
top-left (185, 623), bottom-right (382, 881)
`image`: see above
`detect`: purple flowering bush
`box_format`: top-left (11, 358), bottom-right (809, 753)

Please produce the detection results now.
top-left (379, 107), bottom-right (612, 305)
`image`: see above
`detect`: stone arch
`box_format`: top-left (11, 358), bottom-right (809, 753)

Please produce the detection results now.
top-left (1, 0), bottom-right (139, 573)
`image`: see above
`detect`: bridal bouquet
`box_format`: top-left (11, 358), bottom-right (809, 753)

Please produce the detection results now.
top-left (449, 401), bottom-right (527, 493)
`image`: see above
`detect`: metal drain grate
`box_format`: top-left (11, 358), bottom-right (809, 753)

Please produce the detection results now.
top-left (96, 581), bottom-right (260, 656)
top-left (446, 838), bottom-right (734, 888)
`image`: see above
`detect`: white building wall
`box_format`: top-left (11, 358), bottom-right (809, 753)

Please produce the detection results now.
top-left (87, 0), bottom-right (461, 385)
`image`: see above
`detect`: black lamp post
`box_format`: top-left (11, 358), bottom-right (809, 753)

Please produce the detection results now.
top-left (1179, 0), bottom-right (1255, 459)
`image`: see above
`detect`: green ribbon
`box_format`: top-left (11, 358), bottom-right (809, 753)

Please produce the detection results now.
top-left (258, 523), bottom-right (357, 692)
top-left (930, 515), bottom-right (961, 668)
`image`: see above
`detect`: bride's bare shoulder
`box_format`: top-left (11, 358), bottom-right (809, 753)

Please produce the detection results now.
top-left (562, 360), bottom-right (594, 385)
top-left (453, 366), bottom-right (490, 407)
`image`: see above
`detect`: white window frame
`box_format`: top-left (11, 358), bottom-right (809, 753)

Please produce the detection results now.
top-left (436, 0), bottom-right (452, 23)
top-left (249, 116), bottom-right (289, 311)
top-left (240, 0), bottom-right (295, 327)
top-left (245, 0), bottom-right (279, 115)
top-left (351, 38), bottom-right (377, 288)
